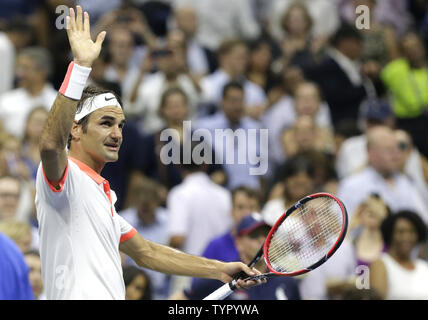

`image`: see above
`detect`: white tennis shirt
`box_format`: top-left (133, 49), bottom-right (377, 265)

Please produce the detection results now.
top-left (35, 157), bottom-right (137, 300)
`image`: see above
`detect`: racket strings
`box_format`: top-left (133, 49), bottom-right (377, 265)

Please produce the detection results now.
top-left (267, 197), bottom-right (343, 274)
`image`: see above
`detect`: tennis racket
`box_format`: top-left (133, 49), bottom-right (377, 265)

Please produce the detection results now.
top-left (203, 192), bottom-right (348, 300)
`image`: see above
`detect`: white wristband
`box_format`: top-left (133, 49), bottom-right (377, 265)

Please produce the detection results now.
top-left (59, 62), bottom-right (92, 100)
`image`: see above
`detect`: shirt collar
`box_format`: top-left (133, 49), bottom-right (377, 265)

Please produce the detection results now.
top-left (68, 156), bottom-right (106, 184)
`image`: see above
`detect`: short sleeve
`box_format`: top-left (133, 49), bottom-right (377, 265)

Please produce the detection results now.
top-left (117, 214), bottom-right (137, 243)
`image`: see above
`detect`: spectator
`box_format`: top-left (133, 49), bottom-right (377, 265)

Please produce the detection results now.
top-left (269, 0), bottom-right (339, 43)
top-left (263, 154), bottom-right (315, 226)
top-left (0, 175), bottom-right (22, 220)
top-left (174, 213), bottom-right (301, 300)
top-left (246, 38), bottom-right (278, 95)
top-left (176, 0), bottom-right (260, 51)
top-left (335, 99), bottom-right (395, 179)
top-left (123, 265), bottom-right (153, 300)
top-left (200, 39), bottom-right (267, 118)
top-left (120, 178), bottom-right (170, 299)
top-left (21, 107), bottom-right (49, 182)
top-left (0, 47), bottom-right (56, 138)
top-left (141, 86), bottom-right (224, 189)
top-left (261, 66), bottom-right (305, 169)
top-left (195, 82), bottom-right (267, 190)
top-left (349, 194), bottom-right (391, 267)
top-left (370, 210), bottom-right (428, 299)
top-left (274, 2), bottom-right (327, 72)
top-left (104, 26), bottom-right (142, 98)
top-left (337, 126), bottom-right (428, 223)
top-left (24, 250), bottom-right (45, 300)
top-left (0, 219), bottom-right (32, 253)
top-left (381, 32), bottom-right (428, 157)
top-left (127, 42), bottom-right (201, 134)
top-left (304, 23), bottom-right (367, 128)
top-left (170, 5), bottom-right (210, 77)
top-left (0, 232), bottom-right (33, 300)
top-left (166, 140), bottom-right (233, 292)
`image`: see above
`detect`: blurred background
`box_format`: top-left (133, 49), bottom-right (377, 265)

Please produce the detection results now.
top-left (1, 0), bottom-right (428, 300)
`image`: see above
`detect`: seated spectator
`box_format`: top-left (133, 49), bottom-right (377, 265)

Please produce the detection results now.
top-left (261, 66), bottom-right (305, 169)
top-left (0, 175), bottom-right (22, 220)
top-left (180, 0), bottom-right (260, 51)
top-left (246, 38), bottom-right (278, 95)
top-left (269, 0), bottom-right (339, 43)
top-left (169, 5), bottom-right (210, 77)
top-left (281, 115), bottom-right (335, 158)
top-left (273, 2), bottom-right (327, 72)
top-left (141, 86), bottom-right (224, 189)
top-left (195, 82), bottom-right (266, 190)
top-left (349, 194), bottom-right (391, 267)
top-left (0, 47), bottom-right (56, 139)
top-left (381, 31), bottom-right (428, 157)
top-left (0, 232), bottom-right (33, 299)
top-left (21, 107), bottom-right (49, 182)
top-left (263, 154), bottom-right (315, 225)
top-left (337, 126), bottom-right (428, 223)
top-left (335, 99), bottom-right (395, 179)
top-left (123, 265), bottom-right (152, 300)
top-left (0, 219), bottom-right (32, 253)
top-left (24, 250), bottom-right (45, 300)
top-left (120, 178), bottom-right (170, 299)
top-left (303, 23), bottom-right (367, 128)
top-left (127, 41), bottom-right (201, 134)
top-left (174, 213), bottom-right (301, 300)
top-left (370, 210), bottom-right (428, 299)
top-left (167, 141), bottom-right (233, 293)
top-left (104, 26), bottom-right (143, 98)
top-left (200, 39), bottom-right (267, 119)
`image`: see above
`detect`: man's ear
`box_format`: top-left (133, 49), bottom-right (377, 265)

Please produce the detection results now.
top-left (70, 121), bottom-right (81, 143)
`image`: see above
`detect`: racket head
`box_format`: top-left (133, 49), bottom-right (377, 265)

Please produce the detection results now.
top-left (263, 192), bottom-right (348, 277)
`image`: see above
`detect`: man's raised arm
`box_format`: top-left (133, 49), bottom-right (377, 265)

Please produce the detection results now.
top-left (39, 6), bottom-right (105, 184)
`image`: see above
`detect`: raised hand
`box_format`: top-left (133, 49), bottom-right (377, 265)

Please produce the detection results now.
top-left (66, 6), bottom-right (106, 68)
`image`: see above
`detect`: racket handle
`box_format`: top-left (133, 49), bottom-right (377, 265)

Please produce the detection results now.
top-left (203, 283), bottom-right (234, 300)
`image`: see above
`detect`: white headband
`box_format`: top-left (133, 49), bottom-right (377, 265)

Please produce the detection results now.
top-left (75, 93), bottom-right (122, 121)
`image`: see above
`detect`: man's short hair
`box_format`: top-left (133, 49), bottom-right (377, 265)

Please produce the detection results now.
top-left (330, 23), bottom-right (362, 47)
top-left (231, 186), bottom-right (261, 205)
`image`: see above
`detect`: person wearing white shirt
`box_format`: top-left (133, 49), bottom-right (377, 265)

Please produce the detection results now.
top-left (337, 126), bottom-right (428, 224)
top-left (200, 39), bottom-right (267, 113)
top-left (0, 47), bottom-right (56, 138)
top-left (174, 0), bottom-right (260, 51)
top-left (167, 144), bottom-right (233, 292)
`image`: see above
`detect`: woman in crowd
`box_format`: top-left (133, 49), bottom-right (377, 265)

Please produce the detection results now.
top-left (370, 210), bottom-right (428, 299)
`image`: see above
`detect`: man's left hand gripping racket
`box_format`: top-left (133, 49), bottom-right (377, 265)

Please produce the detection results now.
top-left (203, 192), bottom-right (348, 300)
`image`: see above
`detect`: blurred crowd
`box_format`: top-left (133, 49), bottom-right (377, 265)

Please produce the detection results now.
top-left (1, 0), bottom-right (428, 300)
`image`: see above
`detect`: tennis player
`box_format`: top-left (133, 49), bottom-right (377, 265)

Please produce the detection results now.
top-left (35, 6), bottom-right (261, 300)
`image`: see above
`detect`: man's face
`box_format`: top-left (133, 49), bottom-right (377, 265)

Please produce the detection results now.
top-left (235, 234), bottom-right (264, 265)
top-left (284, 172), bottom-right (313, 202)
top-left (222, 88), bottom-right (245, 124)
top-left (77, 106), bottom-right (125, 164)
top-left (368, 129), bottom-right (400, 176)
top-left (175, 7), bottom-right (197, 38)
top-left (0, 178), bottom-right (20, 219)
top-left (231, 191), bottom-right (260, 225)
